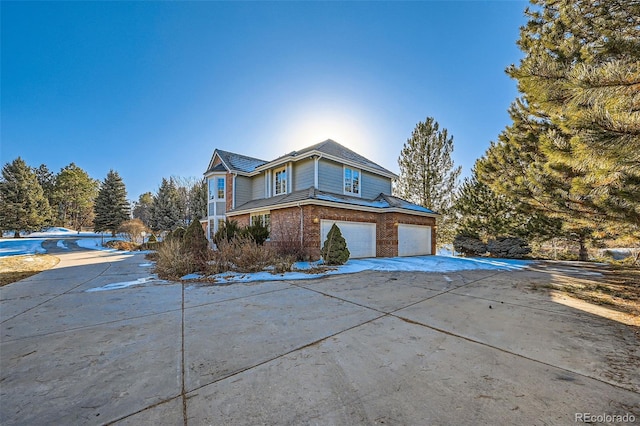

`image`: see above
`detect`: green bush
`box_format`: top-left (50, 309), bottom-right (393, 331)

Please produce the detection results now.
top-left (487, 236), bottom-right (531, 258)
top-left (183, 220), bottom-right (209, 268)
top-left (453, 232), bottom-right (487, 256)
top-left (213, 219), bottom-right (241, 245)
top-left (147, 233), bottom-right (157, 243)
top-left (242, 221), bottom-right (270, 245)
top-left (321, 224), bottom-right (350, 265)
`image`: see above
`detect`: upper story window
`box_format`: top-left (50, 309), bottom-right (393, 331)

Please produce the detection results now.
top-left (344, 167), bottom-right (360, 196)
top-left (274, 167), bottom-right (287, 195)
top-left (209, 176), bottom-right (225, 200)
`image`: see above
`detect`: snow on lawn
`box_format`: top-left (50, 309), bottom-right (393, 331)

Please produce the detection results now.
top-left (184, 255), bottom-right (532, 284)
top-left (0, 239), bottom-right (47, 257)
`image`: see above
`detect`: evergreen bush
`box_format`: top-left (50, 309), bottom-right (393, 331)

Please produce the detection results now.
top-left (183, 220), bottom-right (209, 268)
top-left (213, 219), bottom-right (241, 245)
top-left (487, 236), bottom-right (531, 259)
top-left (321, 224), bottom-right (350, 265)
top-left (453, 232), bottom-right (487, 256)
top-left (242, 221), bottom-right (270, 245)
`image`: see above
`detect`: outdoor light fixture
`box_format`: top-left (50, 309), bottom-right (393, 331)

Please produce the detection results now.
top-left (313, 217), bottom-right (319, 224)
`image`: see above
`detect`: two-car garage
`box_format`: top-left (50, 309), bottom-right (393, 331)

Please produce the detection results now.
top-left (320, 220), bottom-right (432, 259)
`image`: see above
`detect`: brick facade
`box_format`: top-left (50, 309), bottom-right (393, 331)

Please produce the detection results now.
top-left (231, 204), bottom-right (436, 260)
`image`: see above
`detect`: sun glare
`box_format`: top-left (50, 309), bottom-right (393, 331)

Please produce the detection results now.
top-left (279, 106), bottom-right (372, 156)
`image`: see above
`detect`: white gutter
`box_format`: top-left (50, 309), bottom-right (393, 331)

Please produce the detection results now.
top-left (232, 173), bottom-right (237, 209)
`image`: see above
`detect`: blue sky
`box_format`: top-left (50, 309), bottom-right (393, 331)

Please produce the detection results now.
top-left (1, 1), bottom-right (527, 200)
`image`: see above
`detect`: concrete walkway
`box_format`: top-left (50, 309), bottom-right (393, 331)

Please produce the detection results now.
top-left (1, 242), bottom-right (638, 425)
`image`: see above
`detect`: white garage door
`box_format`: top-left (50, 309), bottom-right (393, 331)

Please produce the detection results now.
top-left (320, 220), bottom-right (376, 259)
top-left (398, 224), bottom-right (432, 256)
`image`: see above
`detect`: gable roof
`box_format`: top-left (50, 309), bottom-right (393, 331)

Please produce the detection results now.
top-left (227, 186), bottom-right (438, 217)
top-left (258, 139), bottom-right (396, 178)
top-left (205, 149), bottom-right (268, 175)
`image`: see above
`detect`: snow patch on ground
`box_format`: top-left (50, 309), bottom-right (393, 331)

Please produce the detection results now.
top-left (0, 239), bottom-right (47, 257)
top-left (56, 240), bottom-right (69, 250)
top-left (86, 276), bottom-right (158, 292)
top-left (182, 255), bottom-right (531, 284)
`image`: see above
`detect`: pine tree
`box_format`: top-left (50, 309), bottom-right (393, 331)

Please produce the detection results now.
top-left (132, 192), bottom-right (154, 227)
top-left (34, 164), bottom-right (56, 216)
top-left (321, 224), bottom-right (350, 265)
top-left (53, 163), bottom-right (99, 231)
top-left (94, 170), bottom-right (130, 236)
top-left (395, 117), bottom-right (461, 245)
top-left (188, 179), bottom-right (207, 222)
top-left (0, 158), bottom-right (52, 236)
top-left (149, 178), bottom-right (182, 232)
top-left (501, 0), bottom-right (640, 233)
top-left (454, 169), bottom-right (559, 242)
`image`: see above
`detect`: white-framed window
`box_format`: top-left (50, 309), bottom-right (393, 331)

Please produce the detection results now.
top-left (217, 178), bottom-right (225, 199)
top-left (250, 211), bottom-right (271, 232)
top-left (209, 176), bottom-right (225, 200)
top-left (274, 167), bottom-right (287, 195)
top-left (344, 166), bottom-right (361, 196)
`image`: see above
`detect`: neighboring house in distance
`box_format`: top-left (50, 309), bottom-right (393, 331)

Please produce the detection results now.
top-left (203, 139), bottom-right (439, 259)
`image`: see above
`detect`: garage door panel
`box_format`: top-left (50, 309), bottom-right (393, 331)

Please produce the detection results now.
top-left (320, 220), bottom-right (376, 259)
top-left (398, 224), bottom-right (431, 256)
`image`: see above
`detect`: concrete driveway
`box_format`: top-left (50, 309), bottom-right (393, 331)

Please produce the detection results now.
top-left (1, 241), bottom-right (638, 425)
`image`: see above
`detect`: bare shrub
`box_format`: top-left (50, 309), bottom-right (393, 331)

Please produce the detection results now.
top-left (105, 240), bottom-right (139, 251)
top-left (117, 219), bottom-right (150, 243)
top-left (154, 239), bottom-right (196, 280)
top-left (270, 221), bottom-right (308, 261)
top-left (211, 236), bottom-right (279, 273)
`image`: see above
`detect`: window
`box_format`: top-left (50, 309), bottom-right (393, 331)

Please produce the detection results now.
top-left (217, 178), bottom-right (225, 199)
top-left (250, 212), bottom-right (271, 232)
top-left (209, 176), bottom-right (225, 200)
top-left (274, 167), bottom-right (287, 195)
top-left (344, 167), bottom-right (360, 195)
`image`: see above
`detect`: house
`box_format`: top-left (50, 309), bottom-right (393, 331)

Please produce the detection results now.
top-left (203, 139), bottom-right (439, 259)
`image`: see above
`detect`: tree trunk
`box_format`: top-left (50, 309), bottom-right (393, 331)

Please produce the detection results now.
top-left (14, 231), bottom-right (20, 238)
top-left (578, 236), bottom-right (588, 261)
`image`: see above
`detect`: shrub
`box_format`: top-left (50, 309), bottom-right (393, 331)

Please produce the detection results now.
top-left (183, 220), bottom-right (209, 268)
top-left (488, 236), bottom-right (531, 258)
top-left (213, 219), bottom-right (241, 245)
top-left (117, 219), bottom-right (149, 243)
top-left (147, 233), bottom-right (158, 243)
top-left (171, 226), bottom-right (186, 240)
top-left (211, 236), bottom-right (278, 273)
top-left (271, 222), bottom-right (308, 261)
top-left (453, 232), bottom-right (487, 256)
top-left (154, 239), bottom-right (196, 280)
top-left (321, 224), bottom-right (350, 265)
top-left (242, 221), bottom-right (270, 245)
top-left (105, 240), bottom-right (139, 251)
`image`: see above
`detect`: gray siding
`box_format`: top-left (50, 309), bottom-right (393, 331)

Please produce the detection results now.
top-left (317, 159), bottom-right (344, 194)
top-left (362, 170), bottom-right (392, 198)
top-left (234, 176), bottom-right (252, 207)
top-left (252, 174), bottom-right (265, 199)
top-left (293, 158), bottom-right (315, 191)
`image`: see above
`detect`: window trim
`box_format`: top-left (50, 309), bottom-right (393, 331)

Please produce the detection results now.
top-left (343, 166), bottom-right (361, 197)
top-left (209, 174), bottom-right (226, 200)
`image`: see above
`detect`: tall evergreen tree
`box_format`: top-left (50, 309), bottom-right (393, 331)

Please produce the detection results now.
top-left (94, 170), bottom-right (130, 236)
top-left (34, 164), bottom-right (56, 213)
top-left (478, 0), bottom-right (640, 258)
top-left (132, 192), bottom-right (154, 227)
top-left (513, 1), bottom-right (637, 223)
top-left (188, 179), bottom-right (207, 222)
top-left (395, 117), bottom-right (461, 245)
top-left (53, 163), bottom-right (99, 231)
top-left (0, 158), bottom-right (52, 236)
top-left (149, 177), bottom-right (182, 232)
